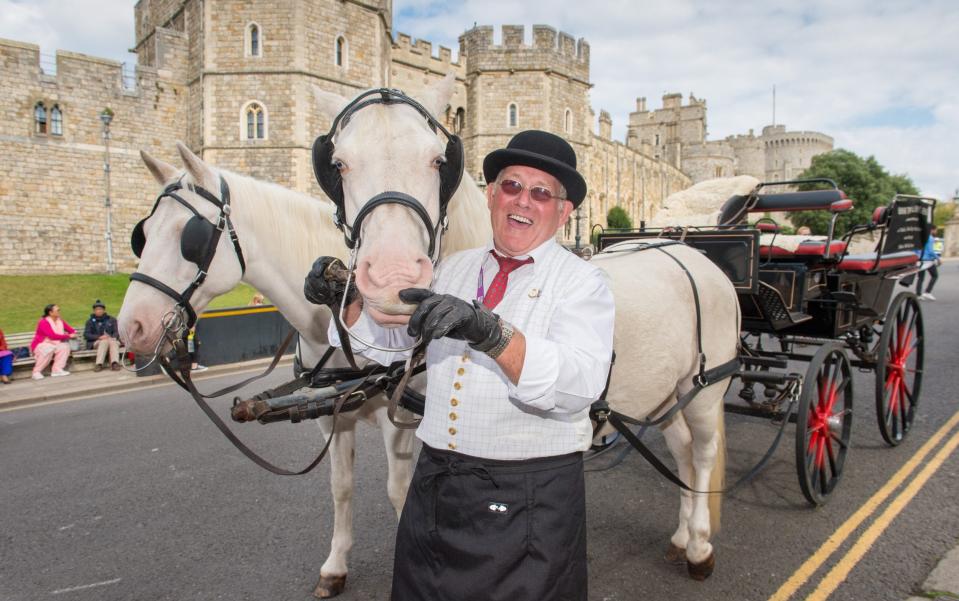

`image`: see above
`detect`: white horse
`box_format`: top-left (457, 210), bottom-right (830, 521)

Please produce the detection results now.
top-left (117, 138), bottom-right (487, 595)
top-left (312, 76), bottom-right (739, 579)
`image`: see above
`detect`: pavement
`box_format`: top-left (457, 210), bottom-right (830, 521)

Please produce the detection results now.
top-left (1, 349), bottom-right (958, 599)
top-left (0, 354), bottom-right (294, 411)
top-left (906, 544), bottom-right (959, 600)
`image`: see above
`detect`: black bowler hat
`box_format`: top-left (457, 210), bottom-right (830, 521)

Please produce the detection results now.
top-left (483, 130), bottom-right (587, 207)
top-left (92, 299), bottom-right (105, 310)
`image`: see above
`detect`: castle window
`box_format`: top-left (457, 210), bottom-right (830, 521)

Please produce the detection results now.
top-left (243, 102), bottom-right (267, 140)
top-left (50, 105), bottom-right (62, 135)
top-left (564, 108), bottom-right (572, 134)
top-left (507, 103), bottom-right (518, 128)
top-left (654, 134), bottom-right (660, 146)
top-left (34, 102), bottom-right (47, 134)
top-left (454, 107), bottom-right (465, 134)
top-left (246, 23), bottom-right (263, 57)
top-left (335, 36), bottom-right (347, 68)
top-left (715, 166), bottom-right (723, 178)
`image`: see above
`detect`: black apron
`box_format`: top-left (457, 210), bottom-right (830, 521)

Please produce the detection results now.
top-left (391, 445), bottom-right (587, 601)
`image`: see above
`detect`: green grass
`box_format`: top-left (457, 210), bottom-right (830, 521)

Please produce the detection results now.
top-left (0, 274), bottom-right (262, 334)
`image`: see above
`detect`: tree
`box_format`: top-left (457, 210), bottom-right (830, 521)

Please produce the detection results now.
top-left (606, 205), bottom-right (633, 229)
top-left (934, 201), bottom-right (955, 228)
top-left (790, 150), bottom-right (919, 236)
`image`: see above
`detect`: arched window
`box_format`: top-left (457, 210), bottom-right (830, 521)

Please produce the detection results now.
top-left (244, 102), bottom-right (266, 140)
top-left (247, 23), bottom-right (262, 57)
top-left (454, 107), bottom-right (465, 134)
top-left (335, 36), bottom-right (347, 67)
top-left (34, 102), bottom-right (47, 134)
top-left (507, 103), bottom-right (518, 128)
top-left (50, 105), bottom-right (62, 135)
top-left (564, 108), bottom-right (572, 134)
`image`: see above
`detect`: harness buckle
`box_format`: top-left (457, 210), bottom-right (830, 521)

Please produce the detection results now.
top-left (694, 353), bottom-right (708, 387)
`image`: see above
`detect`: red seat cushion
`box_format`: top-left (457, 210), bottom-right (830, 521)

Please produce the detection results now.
top-left (759, 240), bottom-right (847, 259)
top-left (838, 251), bottom-right (918, 272)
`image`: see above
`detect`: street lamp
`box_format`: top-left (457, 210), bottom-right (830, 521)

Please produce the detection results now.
top-left (100, 108), bottom-right (114, 274)
top-left (574, 204), bottom-right (583, 251)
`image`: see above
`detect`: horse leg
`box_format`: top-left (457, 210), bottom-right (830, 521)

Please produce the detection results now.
top-left (660, 410), bottom-right (695, 565)
top-left (375, 404), bottom-right (416, 519)
top-left (314, 416), bottom-right (357, 599)
top-left (680, 386), bottom-right (726, 581)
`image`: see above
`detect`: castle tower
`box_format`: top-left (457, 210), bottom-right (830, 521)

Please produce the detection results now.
top-left (760, 125), bottom-right (834, 183)
top-left (458, 25), bottom-right (591, 184)
top-left (626, 92), bottom-right (706, 169)
top-left (133, 0), bottom-right (393, 195)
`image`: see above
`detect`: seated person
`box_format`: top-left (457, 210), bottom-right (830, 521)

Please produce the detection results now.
top-left (84, 299), bottom-right (122, 371)
top-left (30, 304), bottom-right (77, 379)
top-left (0, 328), bottom-right (12, 384)
top-left (796, 225), bottom-right (812, 236)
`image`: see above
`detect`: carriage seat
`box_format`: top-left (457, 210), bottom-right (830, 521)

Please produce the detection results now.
top-left (758, 235), bottom-right (848, 261)
top-left (837, 251), bottom-right (918, 272)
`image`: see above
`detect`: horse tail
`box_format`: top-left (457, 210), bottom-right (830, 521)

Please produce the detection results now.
top-left (709, 405), bottom-right (726, 535)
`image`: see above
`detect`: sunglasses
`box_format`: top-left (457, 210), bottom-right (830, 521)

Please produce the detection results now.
top-left (497, 178), bottom-right (564, 203)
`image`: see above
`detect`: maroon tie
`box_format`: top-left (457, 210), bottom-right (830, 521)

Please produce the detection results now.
top-left (483, 252), bottom-right (534, 309)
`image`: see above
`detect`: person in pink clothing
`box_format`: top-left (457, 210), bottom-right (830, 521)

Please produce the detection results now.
top-left (30, 304), bottom-right (77, 379)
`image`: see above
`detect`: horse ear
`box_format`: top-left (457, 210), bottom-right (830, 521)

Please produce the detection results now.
top-left (140, 149), bottom-right (179, 184)
top-left (419, 73), bottom-right (456, 120)
top-left (175, 141), bottom-right (217, 190)
top-left (312, 85), bottom-right (349, 122)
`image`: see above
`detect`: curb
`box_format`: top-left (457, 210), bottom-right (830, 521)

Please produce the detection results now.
top-left (0, 355), bottom-right (295, 411)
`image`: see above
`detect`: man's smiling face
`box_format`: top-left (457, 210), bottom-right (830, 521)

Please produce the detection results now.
top-left (486, 165), bottom-right (574, 257)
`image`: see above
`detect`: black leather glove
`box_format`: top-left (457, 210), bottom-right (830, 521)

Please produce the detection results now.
top-left (304, 256), bottom-right (357, 308)
top-left (400, 288), bottom-right (504, 353)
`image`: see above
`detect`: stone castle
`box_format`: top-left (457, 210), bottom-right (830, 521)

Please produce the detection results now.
top-left (0, 0), bottom-right (832, 274)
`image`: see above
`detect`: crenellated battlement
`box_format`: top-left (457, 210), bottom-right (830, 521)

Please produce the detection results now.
top-left (458, 24), bottom-right (589, 82)
top-left (0, 37), bottom-right (175, 93)
top-left (392, 31), bottom-right (464, 76)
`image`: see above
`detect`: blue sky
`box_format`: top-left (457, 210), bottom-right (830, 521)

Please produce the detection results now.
top-left (2, 0), bottom-right (956, 199)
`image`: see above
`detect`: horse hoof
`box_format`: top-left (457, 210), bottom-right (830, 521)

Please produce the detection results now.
top-left (664, 543), bottom-right (686, 565)
top-left (313, 574), bottom-right (347, 598)
top-left (687, 552), bottom-right (715, 581)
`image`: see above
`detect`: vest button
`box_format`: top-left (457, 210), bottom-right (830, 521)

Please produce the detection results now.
top-left (453, 382), bottom-right (462, 390)
top-left (449, 427), bottom-right (457, 435)
top-left (450, 398), bottom-right (459, 406)
top-left (448, 442), bottom-right (456, 450)
top-left (449, 412), bottom-right (457, 421)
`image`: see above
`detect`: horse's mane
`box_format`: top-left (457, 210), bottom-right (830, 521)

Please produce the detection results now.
top-left (217, 169), bottom-right (347, 269)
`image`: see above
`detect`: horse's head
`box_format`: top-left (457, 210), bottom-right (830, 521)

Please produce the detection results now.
top-left (118, 143), bottom-right (245, 354)
top-left (312, 76), bottom-right (461, 327)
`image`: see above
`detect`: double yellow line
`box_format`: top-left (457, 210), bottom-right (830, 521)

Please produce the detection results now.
top-left (770, 409), bottom-right (959, 601)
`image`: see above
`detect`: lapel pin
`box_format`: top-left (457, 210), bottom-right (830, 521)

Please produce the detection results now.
top-left (528, 288), bottom-right (540, 298)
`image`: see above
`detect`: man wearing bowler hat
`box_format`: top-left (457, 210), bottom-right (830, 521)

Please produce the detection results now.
top-left (306, 130), bottom-right (614, 600)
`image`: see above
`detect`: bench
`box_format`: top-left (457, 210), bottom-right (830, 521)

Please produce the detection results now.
top-left (6, 331), bottom-right (126, 375)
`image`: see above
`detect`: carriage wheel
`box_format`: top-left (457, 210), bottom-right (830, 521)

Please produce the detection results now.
top-left (875, 292), bottom-right (924, 446)
top-left (795, 343), bottom-right (853, 506)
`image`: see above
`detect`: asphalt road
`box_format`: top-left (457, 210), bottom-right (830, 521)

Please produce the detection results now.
top-left (2, 266), bottom-right (957, 601)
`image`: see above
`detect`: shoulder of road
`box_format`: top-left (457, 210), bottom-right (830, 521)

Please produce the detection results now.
top-left (0, 355), bottom-right (294, 411)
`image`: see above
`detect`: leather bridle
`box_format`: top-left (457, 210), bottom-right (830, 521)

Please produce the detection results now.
top-left (129, 175), bottom-right (246, 330)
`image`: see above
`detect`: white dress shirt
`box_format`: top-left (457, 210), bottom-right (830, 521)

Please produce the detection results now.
top-left (328, 238), bottom-right (615, 459)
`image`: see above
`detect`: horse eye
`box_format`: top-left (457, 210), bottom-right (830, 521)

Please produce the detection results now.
top-left (433, 156), bottom-right (447, 168)
top-left (332, 159), bottom-right (346, 172)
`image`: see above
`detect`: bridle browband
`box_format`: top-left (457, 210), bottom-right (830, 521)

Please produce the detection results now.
top-left (311, 87), bottom-right (464, 262)
top-left (129, 175), bottom-right (246, 330)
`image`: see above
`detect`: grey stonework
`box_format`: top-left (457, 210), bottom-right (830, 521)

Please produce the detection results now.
top-left (1, 1), bottom-right (829, 274)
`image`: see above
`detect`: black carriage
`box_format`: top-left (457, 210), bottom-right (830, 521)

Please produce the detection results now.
top-left (594, 181), bottom-right (937, 505)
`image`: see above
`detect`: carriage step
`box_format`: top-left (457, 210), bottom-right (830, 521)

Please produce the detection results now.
top-left (741, 355), bottom-right (789, 369)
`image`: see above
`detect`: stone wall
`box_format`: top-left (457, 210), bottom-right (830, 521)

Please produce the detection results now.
top-left (577, 118), bottom-right (691, 238)
top-left (0, 38), bottom-right (186, 274)
top-left (682, 141), bottom-right (736, 183)
top-left (390, 33), bottom-right (467, 133)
